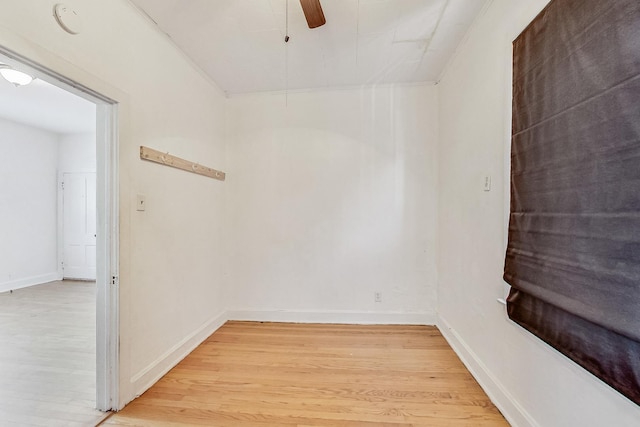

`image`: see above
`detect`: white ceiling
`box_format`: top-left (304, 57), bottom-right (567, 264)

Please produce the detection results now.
top-left (130, 0), bottom-right (487, 94)
top-left (0, 67), bottom-right (95, 135)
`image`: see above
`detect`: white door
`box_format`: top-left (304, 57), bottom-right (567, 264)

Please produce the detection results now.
top-left (63, 172), bottom-right (97, 280)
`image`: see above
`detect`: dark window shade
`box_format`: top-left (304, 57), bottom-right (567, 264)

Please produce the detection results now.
top-left (504, 0), bottom-right (640, 405)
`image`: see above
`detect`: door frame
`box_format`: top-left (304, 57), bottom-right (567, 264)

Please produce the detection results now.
top-left (0, 47), bottom-right (120, 411)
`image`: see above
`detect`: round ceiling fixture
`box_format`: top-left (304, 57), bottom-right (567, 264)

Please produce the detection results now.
top-left (54, 3), bottom-right (82, 35)
top-left (0, 65), bottom-right (34, 86)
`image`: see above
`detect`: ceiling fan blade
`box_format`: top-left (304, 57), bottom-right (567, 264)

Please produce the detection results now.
top-left (299, 0), bottom-right (326, 28)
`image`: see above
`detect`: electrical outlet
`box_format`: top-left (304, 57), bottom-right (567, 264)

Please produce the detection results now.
top-left (374, 292), bottom-right (382, 303)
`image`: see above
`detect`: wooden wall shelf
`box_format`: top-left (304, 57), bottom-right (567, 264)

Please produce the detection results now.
top-left (140, 146), bottom-right (225, 181)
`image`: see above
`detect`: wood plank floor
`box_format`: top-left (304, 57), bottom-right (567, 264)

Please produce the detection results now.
top-left (0, 280), bottom-right (105, 426)
top-left (104, 321), bottom-right (509, 427)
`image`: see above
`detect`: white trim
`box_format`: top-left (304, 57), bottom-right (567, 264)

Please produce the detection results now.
top-left (95, 102), bottom-right (119, 411)
top-left (437, 315), bottom-right (539, 427)
top-left (228, 309), bottom-right (436, 325)
top-left (0, 273), bottom-right (61, 294)
top-left (130, 311), bottom-right (229, 398)
top-left (57, 171), bottom-right (64, 280)
top-left (501, 38), bottom-right (515, 299)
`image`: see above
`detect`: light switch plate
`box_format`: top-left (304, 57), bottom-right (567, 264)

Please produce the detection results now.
top-left (483, 175), bottom-right (492, 192)
top-left (136, 194), bottom-right (146, 211)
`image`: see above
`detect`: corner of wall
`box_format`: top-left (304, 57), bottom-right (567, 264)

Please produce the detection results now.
top-left (0, 273), bottom-right (61, 294)
top-left (128, 310), bottom-right (229, 401)
top-left (436, 314), bottom-right (539, 427)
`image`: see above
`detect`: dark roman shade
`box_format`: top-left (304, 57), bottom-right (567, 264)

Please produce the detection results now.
top-left (504, 0), bottom-right (640, 405)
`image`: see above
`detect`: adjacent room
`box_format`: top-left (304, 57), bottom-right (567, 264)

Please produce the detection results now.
top-left (0, 67), bottom-right (102, 424)
top-left (0, 0), bottom-right (638, 426)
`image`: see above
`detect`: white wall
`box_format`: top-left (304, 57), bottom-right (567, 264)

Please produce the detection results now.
top-left (4, 0), bottom-right (638, 422)
top-left (0, 118), bottom-right (59, 292)
top-left (227, 84), bottom-right (438, 324)
top-left (436, 1), bottom-right (640, 426)
top-left (0, 0), bottom-right (228, 406)
top-left (0, 125), bottom-right (95, 292)
top-left (58, 132), bottom-right (96, 172)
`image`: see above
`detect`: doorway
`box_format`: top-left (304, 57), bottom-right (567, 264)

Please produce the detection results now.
top-left (0, 48), bottom-right (118, 415)
top-left (62, 171), bottom-right (97, 281)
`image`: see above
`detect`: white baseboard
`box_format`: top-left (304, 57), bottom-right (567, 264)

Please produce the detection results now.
top-left (437, 315), bottom-right (539, 427)
top-left (0, 272), bottom-right (61, 294)
top-left (228, 309), bottom-right (436, 325)
top-left (130, 310), bottom-right (228, 398)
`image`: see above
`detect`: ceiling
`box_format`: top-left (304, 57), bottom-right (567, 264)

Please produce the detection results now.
top-left (130, 0), bottom-right (487, 94)
top-left (0, 67), bottom-right (96, 134)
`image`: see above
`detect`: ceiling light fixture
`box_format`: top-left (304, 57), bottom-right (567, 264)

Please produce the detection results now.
top-left (0, 64), bottom-right (34, 87)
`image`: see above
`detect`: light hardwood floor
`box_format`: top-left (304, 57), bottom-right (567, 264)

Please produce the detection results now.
top-left (0, 280), bottom-right (106, 426)
top-left (104, 321), bottom-right (509, 427)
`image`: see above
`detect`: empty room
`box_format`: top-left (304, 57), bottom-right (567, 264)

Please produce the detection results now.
top-left (0, 0), bottom-right (638, 426)
top-left (0, 67), bottom-right (102, 425)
